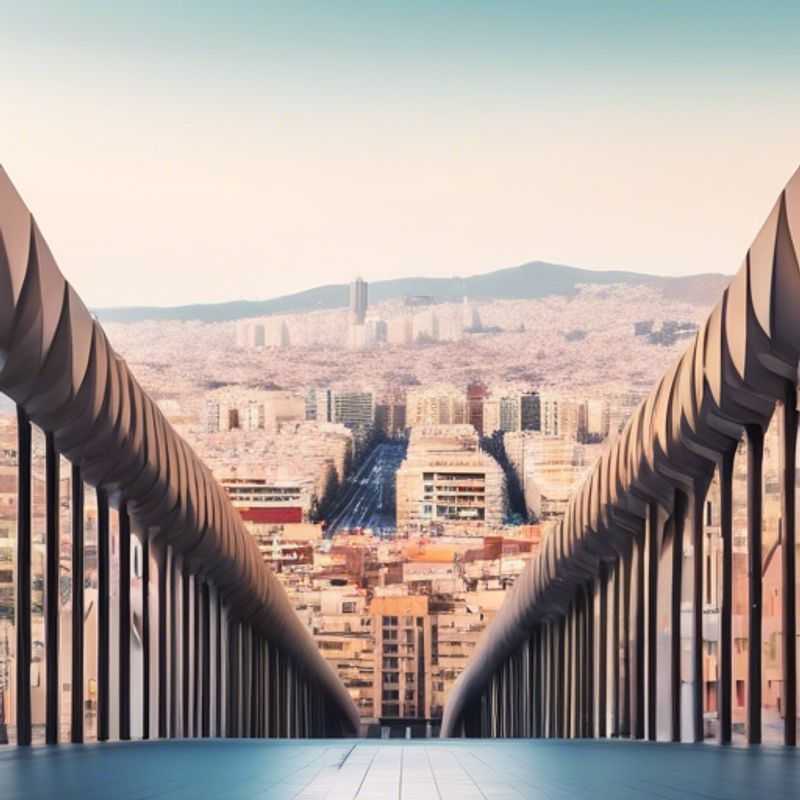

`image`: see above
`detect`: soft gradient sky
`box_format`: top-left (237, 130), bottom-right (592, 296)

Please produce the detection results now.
top-left (2, 2), bottom-right (800, 307)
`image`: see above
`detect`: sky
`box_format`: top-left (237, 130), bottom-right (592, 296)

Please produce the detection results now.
top-left (2, 1), bottom-right (800, 308)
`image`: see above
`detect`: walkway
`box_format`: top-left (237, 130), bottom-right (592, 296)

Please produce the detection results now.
top-left (2, 738), bottom-right (799, 799)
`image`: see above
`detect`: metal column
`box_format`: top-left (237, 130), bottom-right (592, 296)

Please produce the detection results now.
top-left (119, 504), bottom-right (131, 740)
top-left (719, 452), bottom-right (734, 744)
top-left (781, 389), bottom-right (797, 746)
top-left (97, 488), bottom-right (110, 742)
top-left (70, 465), bottom-right (84, 743)
top-left (44, 433), bottom-right (59, 744)
top-left (142, 534), bottom-right (150, 740)
top-left (746, 424), bottom-right (763, 744)
top-left (15, 407), bottom-right (32, 746)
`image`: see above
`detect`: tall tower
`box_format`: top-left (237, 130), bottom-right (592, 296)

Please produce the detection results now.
top-left (349, 277), bottom-right (368, 324)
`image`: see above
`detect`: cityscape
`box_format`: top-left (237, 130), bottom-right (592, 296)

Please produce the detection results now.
top-left (3, 3), bottom-right (800, 798)
top-left (1, 272), bottom-right (792, 741)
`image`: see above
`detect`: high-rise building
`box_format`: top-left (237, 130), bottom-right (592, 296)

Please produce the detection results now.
top-left (483, 395), bottom-right (522, 435)
top-left (503, 431), bottom-right (595, 520)
top-left (313, 388), bottom-right (375, 454)
top-left (396, 425), bottom-right (507, 529)
top-left (371, 595), bottom-right (432, 721)
top-left (482, 392), bottom-right (539, 435)
top-left (350, 277), bottom-right (368, 325)
top-left (520, 392), bottom-right (541, 431)
top-left (466, 381), bottom-right (489, 435)
top-left (539, 393), bottom-right (588, 441)
top-left (406, 386), bottom-right (467, 427)
top-left (375, 389), bottom-right (407, 437)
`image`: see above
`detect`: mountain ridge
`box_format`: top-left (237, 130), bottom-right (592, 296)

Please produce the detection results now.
top-left (93, 260), bottom-right (730, 323)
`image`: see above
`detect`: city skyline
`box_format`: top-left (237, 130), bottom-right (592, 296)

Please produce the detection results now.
top-left (3, 3), bottom-right (800, 307)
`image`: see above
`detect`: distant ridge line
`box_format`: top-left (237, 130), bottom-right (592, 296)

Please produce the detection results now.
top-left (94, 260), bottom-right (730, 323)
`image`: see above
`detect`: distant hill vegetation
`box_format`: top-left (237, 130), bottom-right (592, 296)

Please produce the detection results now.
top-left (93, 261), bottom-right (730, 323)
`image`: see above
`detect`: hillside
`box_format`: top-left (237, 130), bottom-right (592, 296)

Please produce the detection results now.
top-left (93, 261), bottom-right (730, 323)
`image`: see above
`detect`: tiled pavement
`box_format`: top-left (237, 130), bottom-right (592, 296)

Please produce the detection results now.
top-left (1, 738), bottom-right (799, 799)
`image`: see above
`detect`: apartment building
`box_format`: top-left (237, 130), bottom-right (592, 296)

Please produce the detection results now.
top-left (395, 425), bottom-right (507, 529)
top-left (371, 595), bottom-right (432, 721)
top-left (405, 387), bottom-right (467, 428)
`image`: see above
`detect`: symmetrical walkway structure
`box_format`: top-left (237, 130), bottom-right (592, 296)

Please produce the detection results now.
top-left (443, 167), bottom-right (800, 746)
top-left (0, 166), bottom-right (359, 744)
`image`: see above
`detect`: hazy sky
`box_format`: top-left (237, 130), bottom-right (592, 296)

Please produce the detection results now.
top-left (3, 2), bottom-right (800, 307)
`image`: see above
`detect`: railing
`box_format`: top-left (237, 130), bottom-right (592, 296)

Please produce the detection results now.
top-left (442, 165), bottom-right (800, 746)
top-left (0, 166), bottom-right (360, 744)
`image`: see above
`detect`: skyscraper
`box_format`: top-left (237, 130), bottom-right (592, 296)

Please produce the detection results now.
top-left (349, 277), bottom-right (368, 324)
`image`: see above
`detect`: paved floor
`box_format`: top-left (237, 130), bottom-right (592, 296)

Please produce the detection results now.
top-left (1, 738), bottom-right (799, 799)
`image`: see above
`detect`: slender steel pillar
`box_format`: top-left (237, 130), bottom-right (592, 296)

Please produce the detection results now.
top-left (632, 533), bottom-right (645, 740)
top-left (538, 627), bottom-right (546, 737)
top-left (202, 582), bottom-right (211, 737)
top-left (621, 547), bottom-right (631, 737)
top-left (586, 583), bottom-right (595, 738)
top-left (44, 433), bottom-right (59, 745)
top-left (690, 483), bottom-right (706, 743)
top-left (564, 608), bottom-right (573, 737)
top-left (97, 488), bottom-right (110, 742)
top-left (16, 407), bottom-right (32, 746)
top-left (182, 563), bottom-right (191, 738)
top-left (264, 640), bottom-right (271, 738)
top-left (193, 575), bottom-right (201, 738)
top-left (252, 633), bottom-right (260, 738)
top-left (556, 618), bottom-right (565, 737)
top-left (719, 451), bottom-right (734, 744)
top-left (168, 549), bottom-right (178, 738)
top-left (157, 544), bottom-right (168, 738)
top-left (70, 465), bottom-right (84, 743)
top-left (572, 601), bottom-right (580, 737)
top-left (119, 504), bottom-right (131, 741)
top-left (544, 624), bottom-right (552, 737)
top-left (611, 560), bottom-right (620, 736)
top-left (746, 424), bottom-right (763, 744)
top-left (216, 595), bottom-right (223, 736)
top-left (228, 620), bottom-right (239, 737)
top-left (598, 565), bottom-right (608, 737)
top-left (646, 503), bottom-right (658, 741)
top-left (269, 646), bottom-right (278, 737)
top-left (142, 534), bottom-right (150, 739)
top-left (671, 490), bottom-right (686, 743)
top-left (781, 388), bottom-right (797, 747)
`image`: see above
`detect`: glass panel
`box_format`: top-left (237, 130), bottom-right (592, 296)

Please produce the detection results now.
top-left (702, 469), bottom-right (722, 741)
top-left (762, 414), bottom-right (783, 743)
top-left (30, 426), bottom-right (46, 743)
top-left (0, 408), bottom-right (17, 744)
top-left (732, 434), bottom-right (749, 744)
